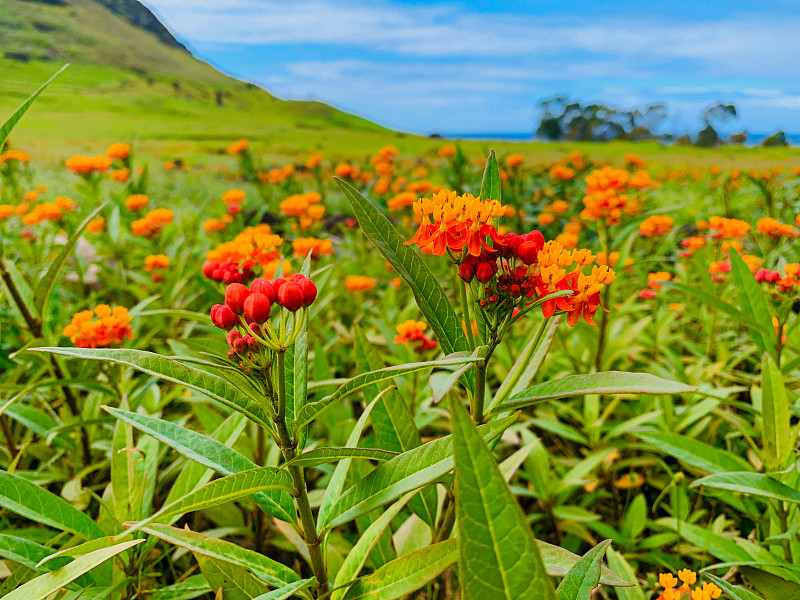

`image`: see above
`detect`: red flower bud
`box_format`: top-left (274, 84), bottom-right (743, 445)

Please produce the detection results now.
top-left (246, 335), bottom-right (259, 351)
top-left (517, 242), bottom-right (539, 265)
top-left (211, 304), bottom-right (236, 330)
top-left (233, 337), bottom-right (248, 353)
top-left (272, 278), bottom-right (287, 295)
top-left (459, 263), bottom-right (474, 282)
top-left (299, 279), bottom-right (317, 306)
top-left (226, 330), bottom-right (241, 347)
top-left (250, 278), bottom-right (276, 303)
top-left (249, 322), bottom-right (262, 337)
top-left (225, 283), bottom-right (250, 314)
top-left (203, 260), bottom-right (218, 278)
top-left (227, 349), bottom-right (236, 360)
top-left (244, 292), bottom-right (271, 323)
top-left (278, 282), bottom-right (304, 311)
top-left (475, 262), bottom-right (494, 283)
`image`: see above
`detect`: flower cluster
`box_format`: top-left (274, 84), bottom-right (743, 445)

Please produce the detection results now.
top-left (756, 263), bottom-right (800, 292)
top-left (131, 208), bottom-right (173, 237)
top-left (394, 320), bottom-right (437, 351)
top-left (106, 143), bottom-right (130, 160)
top-left (406, 190), bottom-right (507, 257)
top-left (657, 570), bottom-right (721, 600)
top-left (0, 150), bottom-right (31, 165)
top-left (345, 275), bottom-right (377, 292)
top-left (228, 138), bottom-right (249, 155)
top-left (640, 215), bottom-right (674, 237)
top-left (63, 305), bottom-right (133, 348)
top-left (581, 166), bottom-right (657, 225)
top-left (21, 197), bottom-right (75, 225)
top-left (203, 215), bottom-right (234, 233)
top-left (204, 224), bottom-right (288, 282)
top-left (222, 189), bottom-right (246, 215)
top-left (756, 217), bottom-right (795, 238)
top-left (125, 194), bottom-right (149, 212)
top-left (210, 276), bottom-right (318, 357)
top-left (65, 155), bottom-right (111, 175)
top-left (280, 192), bottom-right (325, 230)
top-left (293, 237), bottom-right (333, 259)
top-left (703, 216), bottom-right (749, 239)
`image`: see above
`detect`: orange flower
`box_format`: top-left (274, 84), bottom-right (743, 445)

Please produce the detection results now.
top-left (550, 164), bottom-right (575, 181)
top-left (206, 224), bottom-right (285, 273)
top-left (293, 237), bottom-right (333, 258)
top-left (306, 152), bottom-right (323, 169)
top-left (406, 189), bottom-right (507, 257)
top-left (757, 217), bottom-right (795, 238)
top-left (345, 275), bottom-right (377, 292)
top-left (395, 320), bottom-right (437, 350)
top-left (624, 153), bottom-right (647, 168)
top-left (614, 472), bottom-right (644, 489)
top-left (648, 271), bottom-right (672, 290)
top-left (222, 189), bottom-right (246, 205)
top-left (87, 217), bottom-right (105, 233)
top-left (707, 216), bottom-right (749, 239)
top-left (63, 306), bottom-right (134, 348)
top-left (0, 150), bottom-right (31, 164)
top-left (387, 192), bottom-right (416, 211)
top-left (131, 208), bottom-right (173, 237)
top-left (66, 155), bottom-right (111, 175)
top-left (203, 217), bottom-right (232, 233)
top-left (581, 167), bottom-right (656, 225)
top-left (124, 194), bottom-right (149, 211)
top-left (0, 205), bottom-right (14, 220)
top-left (640, 215), bottom-right (674, 236)
top-left (106, 143), bottom-right (130, 160)
top-left (505, 154), bottom-right (524, 168)
top-left (22, 202), bottom-right (69, 225)
top-left (437, 144), bottom-right (456, 157)
top-left (228, 138), bottom-right (249, 155)
top-left (144, 254), bottom-right (169, 271)
top-left (111, 168), bottom-right (130, 183)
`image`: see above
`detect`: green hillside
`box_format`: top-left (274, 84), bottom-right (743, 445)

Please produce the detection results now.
top-left (0, 0), bottom-right (405, 155)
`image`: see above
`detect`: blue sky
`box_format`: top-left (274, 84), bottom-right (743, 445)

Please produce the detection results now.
top-left (141, 0), bottom-right (800, 136)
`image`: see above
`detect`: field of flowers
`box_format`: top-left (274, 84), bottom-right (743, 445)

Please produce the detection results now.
top-left (2, 78), bottom-right (800, 600)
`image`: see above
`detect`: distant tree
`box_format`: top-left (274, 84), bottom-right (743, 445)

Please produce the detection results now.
top-left (695, 103), bottom-right (737, 147)
top-left (762, 130), bottom-right (788, 146)
top-left (728, 131), bottom-right (748, 145)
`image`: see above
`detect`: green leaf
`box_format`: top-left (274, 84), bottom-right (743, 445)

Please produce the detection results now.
top-left (740, 568), bottom-right (800, 600)
top-left (294, 353), bottom-right (480, 430)
top-left (730, 249), bottom-right (776, 358)
top-left (0, 534), bottom-right (75, 575)
top-left (34, 202), bottom-right (109, 320)
top-left (659, 518), bottom-right (753, 563)
top-left (703, 573), bottom-right (765, 600)
top-left (539, 541), bottom-right (628, 587)
top-left (332, 491), bottom-right (417, 600)
top-left (605, 548), bottom-right (645, 600)
top-left (194, 554), bottom-right (269, 600)
top-left (126, 467), bottom-right (294, 535)
top-left (285, 447), bottom-right (398, 468)
top-left (252, 579), bottom-right (315, 600)
top-left (691, 472), bottom-right (800, 504)
top-left (141, 524), bottom-right (300, 589)
top-left (319, 415), bottom-right (515, 530)
top-left (104, 407), bottom-right (295, 523)
top-left (341, 539), bottom-right (457, 600)
top-left (480, 149), bottom-right (501, 201)
top-left (3, 539), bottom-right (142, 600)
top-left (0, 470), bottom-right (104, 540)
top-left (556, 540), bottom-right (611, 600)
top-left (490, 371), bottom-right (696, 416)
top-left (335, 178), bottom-right (470, 367)
top-left (31, 347), bottom-right (274, 428)
top-left (0, 64), bottom-right (68, 149)
top-left (148, 575), bottom-right (212, 600)
top-left (761, 353), bottom-right (792, 471)
top-left (636, 431), bottom-right (753, 474)
top-left (451, 397), bottom-right (555, 600)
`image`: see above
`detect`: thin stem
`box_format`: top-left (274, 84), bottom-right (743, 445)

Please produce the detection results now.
top-left (274, 350), bottom-right (329, 597)
top-left (459, 277), bottom-right (477, 350)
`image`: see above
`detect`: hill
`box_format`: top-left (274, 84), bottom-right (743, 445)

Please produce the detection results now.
top-left (0, 0), bottom-right (404, 156)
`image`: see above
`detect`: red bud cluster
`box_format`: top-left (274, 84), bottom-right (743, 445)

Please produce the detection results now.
top-left (755, 268), bottom-right (781, 283)
top-left (202, 259), bottom-right (254, 284)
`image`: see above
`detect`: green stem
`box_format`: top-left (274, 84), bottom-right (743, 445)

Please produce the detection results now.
top-left (459, 277), bottom-right (477, 350)
top-left (489, 317), bottom-right (548, 412)
top-left (274, 351), bottom-right (329, 597)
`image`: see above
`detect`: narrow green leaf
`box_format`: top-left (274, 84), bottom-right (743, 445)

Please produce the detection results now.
top-left (105, 407), bottom-right (295, 523)
top-left (252, 578), bottom-right (315, 600)
top-left (141, 524), bottom-right (300, 589)
top-left (294, 353), bottom-right (480, 430)
top-left (556, 540), bottom-right (611, 600)
top-left (691, 472), bottom-right (800, 504)
top-left (761, 353), bottom-right (792, 471)
top-left (126, 467), bottom-right (294, 535)
top-left (451, 397), bottom-right (556, 599)
top-left (539, 541), bottom-right (629, 587)
top-left (0, 470), bottom-right (104, 540)
top-left (333, 491), bottom-right (418, 600)
top-left (320, 415), bottom-right (515, 530)
top-left (148, 575), bottom-right (211, 600)
top-left (659, 518), bottom-right (753, 563)
top-left (342, 539), bottom-right (457, 600)
top-left (480, 149), bottom-right (501, 201)
top-left (636, 431), bottom-right (753, 474)
top-left (0, 534), bottom-right (74, 574)
top-left (3, 539), bottom-right (142, 600)
top-left (30, 347), bottom-right (273, 428)
top-left (491, 371), bottom-right (696, 415)
top-left (285, 447), bottom-right (398, 468)
top-left (335, 178), bottom-right (470, 366)
top-left (605, 548), bottom-right (646, 600)
top-left (703, 574), bottom-right (765, 600)
top-left (194, 554), bottom-right (269, 600)
top-left (0, 64), bottom-right (68, 148)
top-left (730, 249), bottom-right (776, 357)
top-left (34, 202), bottom-right (109, 320)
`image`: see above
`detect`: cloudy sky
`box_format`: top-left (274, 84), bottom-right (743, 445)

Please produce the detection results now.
top-left (141, 0), bottom-right (800, 136)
